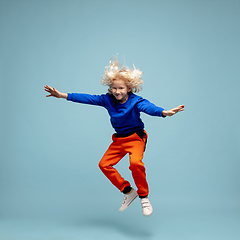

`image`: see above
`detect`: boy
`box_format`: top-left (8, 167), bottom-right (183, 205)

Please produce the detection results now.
top-left (44, 56), bottom-right (184, 216)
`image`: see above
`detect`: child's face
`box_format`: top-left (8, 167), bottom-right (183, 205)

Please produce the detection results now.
top-left (111, 78), bottom-right (131, 103)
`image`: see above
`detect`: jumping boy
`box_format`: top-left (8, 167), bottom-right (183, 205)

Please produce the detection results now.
top-left (44, 56), bottom-right (184, 216)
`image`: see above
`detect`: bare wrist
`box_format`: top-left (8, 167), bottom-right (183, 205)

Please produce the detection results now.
top-left (60, 93), bottom-right (68, 99)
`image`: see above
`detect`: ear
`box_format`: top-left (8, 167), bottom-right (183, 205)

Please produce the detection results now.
top-left (127, 87), bottom-right (132, 92)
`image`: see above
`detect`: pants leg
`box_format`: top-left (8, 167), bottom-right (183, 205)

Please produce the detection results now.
top-left (127, 132), bottom-right (149, 197)
top-left (98, 137), bottom-right (131, 192)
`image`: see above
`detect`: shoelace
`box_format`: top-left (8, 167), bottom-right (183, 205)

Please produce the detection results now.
top-left (141, 199), bottom-right (150, 208)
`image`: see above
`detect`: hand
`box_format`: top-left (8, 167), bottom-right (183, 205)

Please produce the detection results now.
top-left (44, 85), bottom-right (67, 99)
top-left (162, 105), bottom-right (185, 117)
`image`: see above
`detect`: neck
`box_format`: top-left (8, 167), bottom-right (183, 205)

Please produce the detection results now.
top-left (118, 94), bottom-right (129, 103)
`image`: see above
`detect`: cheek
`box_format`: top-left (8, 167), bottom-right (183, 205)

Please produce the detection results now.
top-left (112, 89), bottom-right (117, 94)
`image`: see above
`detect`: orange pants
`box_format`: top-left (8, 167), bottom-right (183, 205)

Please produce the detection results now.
top-left (99, 131), bottom-right (149, 197)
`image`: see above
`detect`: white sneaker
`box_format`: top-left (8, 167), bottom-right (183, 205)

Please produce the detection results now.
top-left (118, 188), bottom-right (138, 212)
top-left (140, 197), bottom-right (153, 216)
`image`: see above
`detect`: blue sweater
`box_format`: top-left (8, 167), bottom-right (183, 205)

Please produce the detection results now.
top-left (67, 92), bottom-right (165, 135)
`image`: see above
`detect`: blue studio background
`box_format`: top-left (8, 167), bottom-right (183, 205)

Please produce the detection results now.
top-left (0, 0), bottom-right (239, 239)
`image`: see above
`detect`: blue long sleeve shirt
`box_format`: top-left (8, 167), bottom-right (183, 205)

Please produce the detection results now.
top-left (67, 92), bottom-right (165, 135)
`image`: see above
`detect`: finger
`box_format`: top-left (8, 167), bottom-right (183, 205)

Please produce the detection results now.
top-left (175, 108), bottom-right (184, 113)
top-left (174, 106), bottom-right (184, 112)
top-left (175, 109), bottom-right (184, 113)
top-left (44, 86), bottom-right (52, 92)
top-left (176, 105), bottom-right (184, 110)
top-left (45, 88), bottom-right (52, 93)
top-left (179, 105), bottom-right (185, 110)
top-left (46, 85), bottom-right (53, 90)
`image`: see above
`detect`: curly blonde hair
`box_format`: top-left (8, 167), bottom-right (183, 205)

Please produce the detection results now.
top-left (101, 56), bottom-right (144, 93)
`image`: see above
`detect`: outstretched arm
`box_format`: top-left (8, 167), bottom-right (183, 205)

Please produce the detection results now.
top-left (162, 105), bottom-right (185, 117)
top-left (44, 85), bottom-right (68, 99)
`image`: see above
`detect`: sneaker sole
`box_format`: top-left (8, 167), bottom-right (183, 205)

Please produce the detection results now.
top-left (143, 211), bottom-right (153, 217)
top-left (119, 194), bottom-right (138, 212)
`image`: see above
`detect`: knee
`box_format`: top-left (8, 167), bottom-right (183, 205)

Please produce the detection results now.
top-left (98, 160), bottom-right (104, 171)
top-left (98, 160), bottom-right (108, 172)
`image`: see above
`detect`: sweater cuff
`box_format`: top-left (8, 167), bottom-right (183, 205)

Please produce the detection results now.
top-left (160, 109), bottom-right (166, 118)
top-left (67, 93), bottom-right (73, 101)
